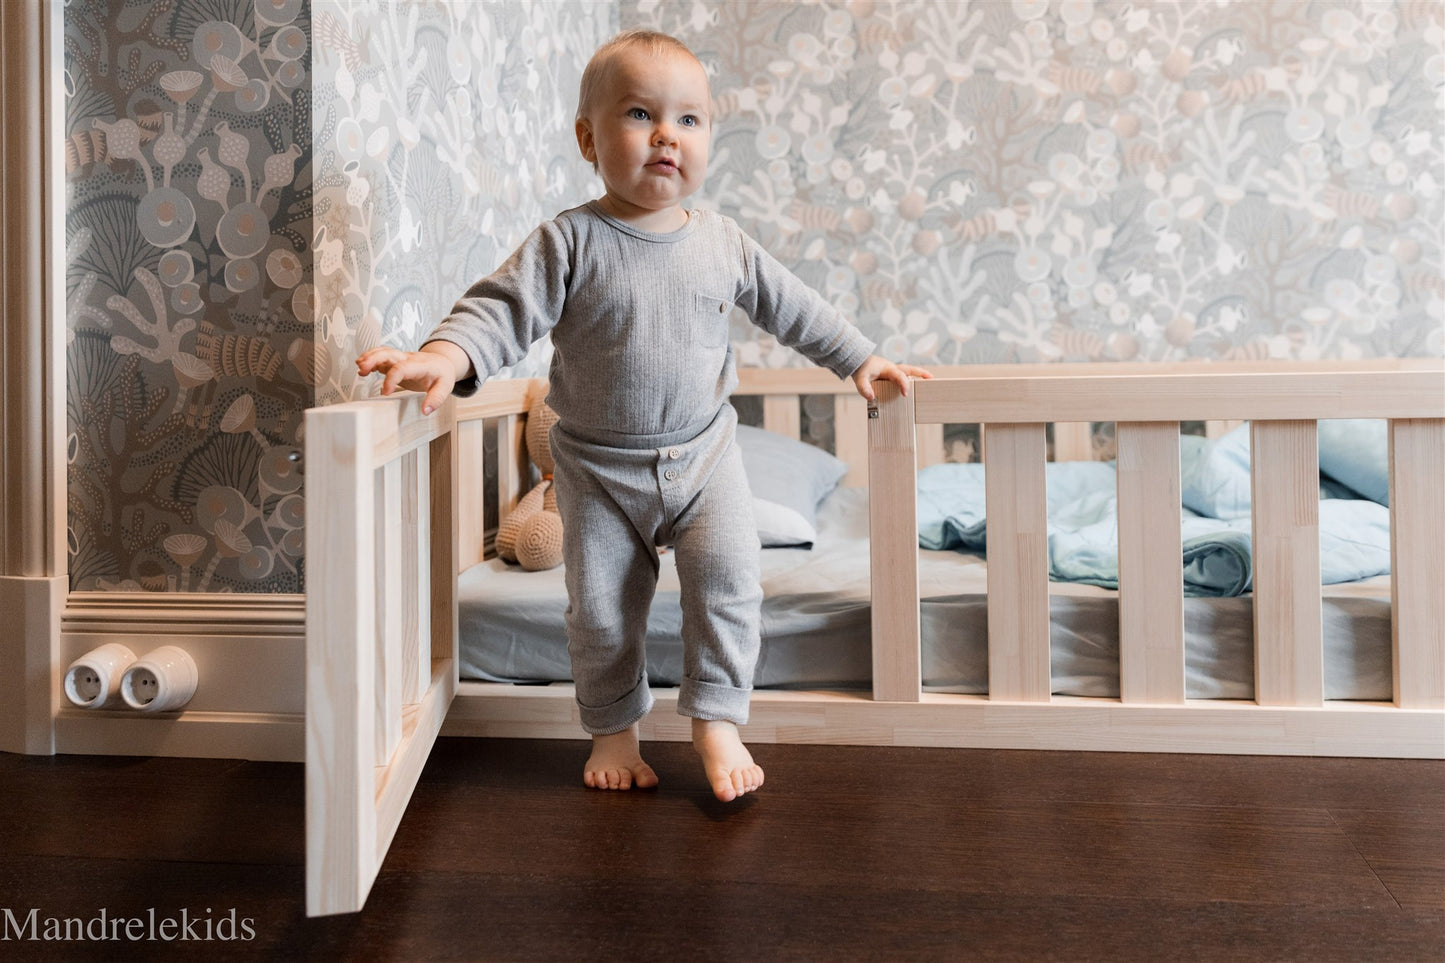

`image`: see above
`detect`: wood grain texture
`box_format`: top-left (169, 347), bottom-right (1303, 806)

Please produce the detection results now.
top-left (496, 413), bottom-right (524, 518)
top-left (375, 460), bottom-right (402, 768)
top-left (763, 395), bottom-right (801, 441)
top-left (833, 395), bottom-right (868, 487)
top-left (1389, 419), bottom-right (1445, 709)
top-left (1052, 422), bottom-right (1094, 462)
top-left (3, 741), bottom-right (1441, 960)
top-left (916, 422), bottom-right (945, 468)
top-left (984, 424), bottom-right (1051, 702)
top-left (1251, 421), bottom-right (1323, 708)
top-left (401, 450), bottom-right (430, 705)
top-left (429, 427), bottom-right (459, 667)
top-left (1116, 422), bottom-right (1185, 705)
top-left (867, 381), bottom-right (920, 702)
top-left (443, 685), bottom-right (1445, 758)
top-left (914, 369), bottom-right (1445, 424)
top-left (303, 403), bottom-right (377, 916)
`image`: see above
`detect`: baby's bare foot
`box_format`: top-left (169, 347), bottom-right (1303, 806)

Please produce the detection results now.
top-left (583, 726), bottom-right (658, 791)
top-left (691, 719), bottom-right (764, 802)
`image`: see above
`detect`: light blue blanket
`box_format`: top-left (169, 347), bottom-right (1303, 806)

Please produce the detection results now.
top-left (918, 425), bottom-right (1392, 597)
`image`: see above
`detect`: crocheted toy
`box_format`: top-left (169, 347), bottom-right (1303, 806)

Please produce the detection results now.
top-left (495, 388), bottom-right (564, 571)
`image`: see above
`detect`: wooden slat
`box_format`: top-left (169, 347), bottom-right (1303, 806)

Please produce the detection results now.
top-left (868, 381), bottom-right (920, 702)
top-left (763, 395), bottom-right (801, 440)
top-left (304, 405), bottom-right (377, 916)
top-left (1205, 420), bottom-right (1244, 439)
top-left (916, 423), bottom-right (945, 469)
top-left (914, 370), bottom-right (1443, 424)
top-left (1052, 422), bottom-right (1094, 462)
top-left (834, 395), bottom-right (868, 486)
top-left (984, 423), bottom-right (1050, 702)
top-left (455, 418), bottom-right (486, 570)
top-left (1389, 419), bottom-right (1445, 709)
top-left (1116, 423), bottom-right (1185, 705)
top-left (401, 449), bottom-right (430, 705)
top-left (431, 412), bottom-right (460, 666)
top-left (375, 460), bottom-right (403, 767)
top-left (1251, 421), bottom-right (1322, 707)
top-left (497, 413), bottom-right (525, 517)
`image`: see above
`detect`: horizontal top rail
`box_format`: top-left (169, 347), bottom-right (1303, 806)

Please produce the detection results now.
top-left (913, 366), bottom-right (1445, 425)
top-left (305, 392), bottom-right (454, 471)
top-left (455, 378), bottom-right (537, 422)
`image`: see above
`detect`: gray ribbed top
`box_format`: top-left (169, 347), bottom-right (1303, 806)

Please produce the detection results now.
top-left (428, 202), bottom-right (875, 448)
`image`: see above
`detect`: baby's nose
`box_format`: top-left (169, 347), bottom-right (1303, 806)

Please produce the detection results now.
top-left (652, 123), bottom-right (677, 145)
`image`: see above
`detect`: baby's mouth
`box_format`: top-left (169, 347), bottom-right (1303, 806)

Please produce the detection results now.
top-left (648, 158), bottom-right (678, 173)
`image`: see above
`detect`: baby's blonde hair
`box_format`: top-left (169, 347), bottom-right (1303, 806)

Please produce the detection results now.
top-left (575, 29), bottom-right (709, 123)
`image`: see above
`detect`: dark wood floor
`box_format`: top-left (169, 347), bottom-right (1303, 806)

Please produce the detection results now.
top-left (0, 738), bottom-right (1441, 961)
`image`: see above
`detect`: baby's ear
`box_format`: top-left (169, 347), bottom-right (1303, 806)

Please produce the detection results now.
top-left (574, 118), bottom-right (596, 164)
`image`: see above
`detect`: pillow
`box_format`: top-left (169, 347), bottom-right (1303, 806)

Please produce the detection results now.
top-left (1317, 419), bottom-right (1388, 506)
top-left (735, 423), bottom-right (848, 547)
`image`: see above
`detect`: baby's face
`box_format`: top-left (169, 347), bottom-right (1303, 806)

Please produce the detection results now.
top-left (577, 47), bottom-right (710, 223)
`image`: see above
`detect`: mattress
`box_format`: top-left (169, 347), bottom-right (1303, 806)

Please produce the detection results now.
top-left (458, 488), bottom-right (1394, 700)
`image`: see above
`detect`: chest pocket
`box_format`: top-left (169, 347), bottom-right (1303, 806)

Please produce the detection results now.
top-left (694, 293), bottom-right (733, 347)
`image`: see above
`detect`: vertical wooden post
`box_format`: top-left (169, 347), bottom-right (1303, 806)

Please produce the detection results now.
top-left (985, 423), bottom-right (1051, 702)
top-left (1251, 421), bottom-right (1323, 706)
top-left (305, 406), bottom-right (378, 916)
top-left (868, 381), bottom-right (920, 702)
top-left (1116, 422), bottom-right (1185, 704)
top-left (1389, 419), bottom-right (1445, 709)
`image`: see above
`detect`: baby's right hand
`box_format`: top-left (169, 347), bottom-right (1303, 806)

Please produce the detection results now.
top-left (356, 346), bottom-right (457, 415)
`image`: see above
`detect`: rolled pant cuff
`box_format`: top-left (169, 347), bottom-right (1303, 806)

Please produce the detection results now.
top-left (678, 678), bottom-right (752, 726)
top-left (577, 676), bottom-right (654, 735)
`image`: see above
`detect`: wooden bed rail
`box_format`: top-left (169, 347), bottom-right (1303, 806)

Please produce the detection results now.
top-left (304, 391), bottom-right (463, 916)
top-left (869, 364), bottom-right (1445, 713)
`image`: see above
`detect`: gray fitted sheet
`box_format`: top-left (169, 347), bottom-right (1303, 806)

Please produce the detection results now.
top-left (458, 488), bottom-right (1393, 700)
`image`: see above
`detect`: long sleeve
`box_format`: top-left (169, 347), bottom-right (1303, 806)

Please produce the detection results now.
top-left (734, 231), bottom-right (875, 379)
top-left (426, 218), bottom-right (573, 395)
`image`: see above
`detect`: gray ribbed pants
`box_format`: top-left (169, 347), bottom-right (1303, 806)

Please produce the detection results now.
top-left (549, 406), bottom-right (763, 735)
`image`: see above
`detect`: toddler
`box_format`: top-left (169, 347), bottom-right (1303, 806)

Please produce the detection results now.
top-left (357, 29), bottom-right (929, 802)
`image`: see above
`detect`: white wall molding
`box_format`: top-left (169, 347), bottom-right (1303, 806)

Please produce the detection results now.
top-left (58, 593), bottom-right (306, 759)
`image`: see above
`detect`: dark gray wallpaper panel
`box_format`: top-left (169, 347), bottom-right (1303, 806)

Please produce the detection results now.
top-left (65, 0), bottom-right (312, 592)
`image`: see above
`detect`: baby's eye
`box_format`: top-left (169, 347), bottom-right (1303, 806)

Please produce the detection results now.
top-left (627, 107), bottom-right (650, 121)
top-left (679, 114), bottom-right (700, 128)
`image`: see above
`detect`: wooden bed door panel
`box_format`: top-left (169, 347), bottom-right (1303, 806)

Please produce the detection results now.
top-left (306, 399), bottom-right (460, 916)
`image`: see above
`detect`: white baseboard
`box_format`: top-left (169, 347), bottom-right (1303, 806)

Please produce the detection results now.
top-left (54, 708), bottom-right (303, 762)
top-left (47, 592), bottom-right (305, 759)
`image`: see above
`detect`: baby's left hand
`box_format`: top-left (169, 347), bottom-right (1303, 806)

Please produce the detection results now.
top-left (851, 355), bottom-right (933, 401)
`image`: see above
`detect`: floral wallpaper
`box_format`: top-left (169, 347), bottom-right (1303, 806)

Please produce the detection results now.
top-left (60, 0), bottom-right (1445, 593)
top-left (626, 0), bottom-right (1445, 366)
top-left (311, 0), bottom-right (611, 404)
top-left (64, 0), bottom-right (610, 593)
top-left (65, 0), bottom-right (313, 593)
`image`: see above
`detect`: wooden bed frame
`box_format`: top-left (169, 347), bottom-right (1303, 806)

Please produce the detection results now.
top-left (304, 360), bottom-right (1444, 914)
